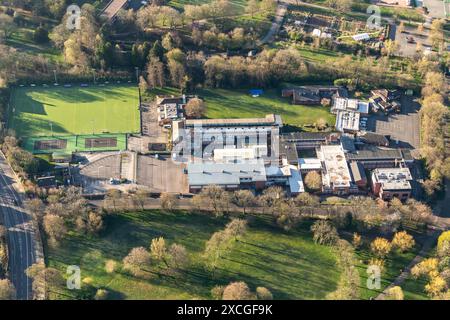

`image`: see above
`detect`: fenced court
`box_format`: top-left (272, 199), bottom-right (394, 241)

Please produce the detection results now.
top-left (24, 134), bottom-right (127, 154)
top-left (8, 84), bottom-right (141, 154)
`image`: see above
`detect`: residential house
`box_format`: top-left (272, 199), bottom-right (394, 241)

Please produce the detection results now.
top-left (282, 86), bottom-right (348, 105)
top-left (157, 95), bottom-right (195, 125)
top-left (370, 89), bottom-right (402, 113)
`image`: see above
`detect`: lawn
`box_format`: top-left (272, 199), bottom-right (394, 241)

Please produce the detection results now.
top-left (46, 211), bottom-right (341, 300)
top-left (199, 88), bottom-right (336, 130)
top-left (355, 246), bottom-right (419, 300)
top-left (9, 85), bottom-right (141, 138)
top-left (148, 87), bottom-right (335, 130)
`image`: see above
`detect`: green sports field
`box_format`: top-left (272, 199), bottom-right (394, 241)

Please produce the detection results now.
top-left (8, 85), bottom-right (141, 153)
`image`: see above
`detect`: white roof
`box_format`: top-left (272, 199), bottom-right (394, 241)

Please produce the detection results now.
top-left (299, 158), bottom-right (322, 170)
top-left (336, 110), bottom-right (360, 132)
top-left (312, 29), bottom-right (322, 37)
top-left (317, 145), bottom-right (352, 189)
top-left (266, 165), bottom-right (291, 177)
top-left (288, 166), bottom-right (305, 194)
top-left (333, 97), bottom-right (370, 114)
top-left (214, 148), bottom-right (256, 162)
top-left (372, 167), bottom-right (413, 191)
top-left (352, 33), bottom-right (370, 41)
top-left (188, 160), bottom-right (267, 186)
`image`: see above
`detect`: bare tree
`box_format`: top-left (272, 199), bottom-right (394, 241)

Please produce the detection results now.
top-left (146, 57), bottom-right (165, 89)
top-left (185, 98), bottom-right (206, 119)
top-left (132, 189), bottom-right (148, 211)
top-left (26, 263), bottom-right (64, 299)
top-left (304, 171), bottom-right (322, 192)
top-left (123, 247), bottom-right (151, 276)
top-left (222, 282), bottom-right (253, 300)
top-left (160, 193), bottom-right (178, 211)
top-left (43, 214), bottom-right (67, 246)
top-left (311, 220), bottom-right (338, 246)
top-left (104, 189), bottom-right (122, 212)
top-left (232, 190), bottom-right (255, 215)
top-left (0, 279), bottom-right (16, 300)
top-left (224, 219), bottom-right (247, 240)
top-left (168, 243), bottom-right (189, 269)
top-left (200, 185), bottom-right (229, 217)
top-left (256, 287), bottom-right (273, 300)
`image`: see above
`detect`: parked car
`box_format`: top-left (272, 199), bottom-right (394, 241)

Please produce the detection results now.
top-left (109, 178), bottom-right (120, 185)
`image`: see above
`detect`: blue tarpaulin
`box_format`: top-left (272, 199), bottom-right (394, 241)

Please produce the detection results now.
top-left (250, 89), bottom-right (264, 96)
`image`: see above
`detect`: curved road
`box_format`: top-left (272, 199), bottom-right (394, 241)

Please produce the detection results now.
top-left (0, 155), bottom-right (37, 300)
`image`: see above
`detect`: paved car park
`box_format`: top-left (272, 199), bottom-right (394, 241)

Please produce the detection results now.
top-left (365, 95), bottom-right (421, 150)
top-left (396, 25), bottom-right (431, 58)
top-left (136, 155), bottom-right (188, 193)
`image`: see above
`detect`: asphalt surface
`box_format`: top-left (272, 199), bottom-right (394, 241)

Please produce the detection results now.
top-left (366, 95), bottom-right (421, 149)
top-left (0, 155), bottom-right (36, 300)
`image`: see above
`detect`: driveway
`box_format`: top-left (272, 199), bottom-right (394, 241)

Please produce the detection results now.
top-left (366, 95), bottom-right (420, 150)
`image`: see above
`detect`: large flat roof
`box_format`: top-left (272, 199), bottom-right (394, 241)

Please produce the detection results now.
top-left (185, 114), bottom-right (282, 128)
top-left (335, 110), bottom-right (360, 132)
top-left (318, 145), bottom-right (352, 188)
top-left (347, 148), bottom-right (413, 161)
top-left (188, 160), bottom-right (267, 186)
top-left (372, 167), bottom-right (412, 191)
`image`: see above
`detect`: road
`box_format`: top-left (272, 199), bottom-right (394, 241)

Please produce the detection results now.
top-left (0, 154), bottom-right (38, 300)
top-left (261, 3), bottom-right (288, 44)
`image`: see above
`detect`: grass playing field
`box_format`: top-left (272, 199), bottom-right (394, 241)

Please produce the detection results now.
top-left (47, 211), bottom-right (340, 300)
top-left (9, 85), bottom-right (141, 138)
